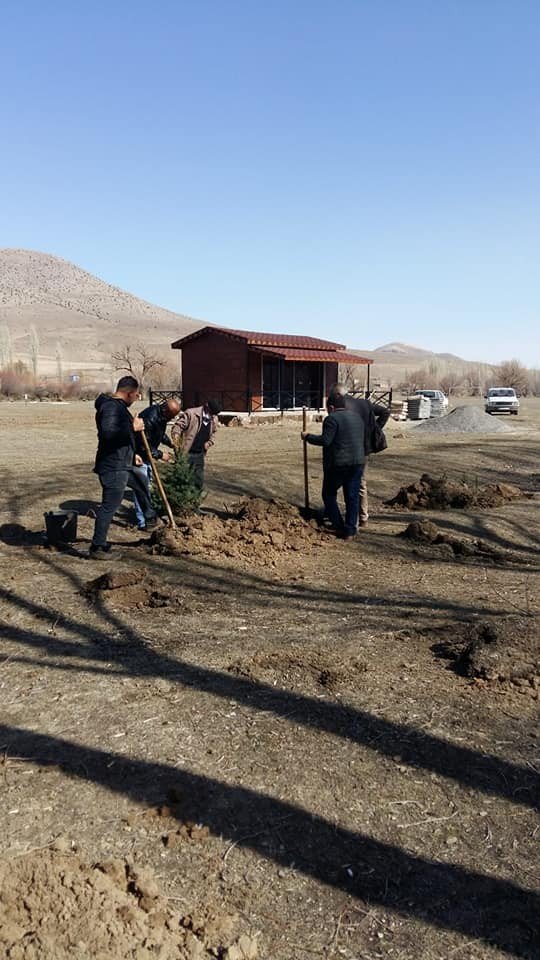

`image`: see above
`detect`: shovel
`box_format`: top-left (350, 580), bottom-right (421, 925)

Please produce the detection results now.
top-left (300, 407), bottom-right (320, 522)
top-left (140, 430), bottom-right (177, 530)
top-left (302, 406), bottom-right (310, 513)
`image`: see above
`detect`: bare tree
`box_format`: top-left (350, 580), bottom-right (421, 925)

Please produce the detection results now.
top-left (528, 368), bottom-right (540, 396)
top-left (495, 359), bottom-right (529, 395)
top-left (0, 322), bottom-right (13, 369)
top-left (338, 363), bottom-right (367, 392)
top-left (439, 370), bottom-right (463, 396)
top-left (55, 341), bottom-right (63, 385)
top-left (29, 325), bottom-right (40, 381)
top-left (111, 342), bottom-right (166, 391)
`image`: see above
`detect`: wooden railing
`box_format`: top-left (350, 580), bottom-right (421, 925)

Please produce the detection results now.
top-left (148, 387), bottom-right (393, 411)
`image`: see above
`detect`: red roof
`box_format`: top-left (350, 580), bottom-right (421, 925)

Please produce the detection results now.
top-left (250, 344), bottom-right (370, 364)
top-left (171, 325), bottom-right (346, 352)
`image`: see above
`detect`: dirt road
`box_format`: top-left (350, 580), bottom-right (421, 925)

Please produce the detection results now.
top-left (0, 399), bottom-right (538, 959)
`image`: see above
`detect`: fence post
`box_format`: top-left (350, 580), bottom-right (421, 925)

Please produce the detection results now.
top-left (148, 388), bottom-right (153, 405)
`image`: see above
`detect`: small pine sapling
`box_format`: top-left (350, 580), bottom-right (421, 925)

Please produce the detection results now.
top-left (152, 451), bottom-right (203, 516)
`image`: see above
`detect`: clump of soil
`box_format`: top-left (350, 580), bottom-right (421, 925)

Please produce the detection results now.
top-left (227, 648), bottom-right (368, 695)
top-left (400, 519), bottom-right (508, 563)
top-left (84, 571), bottom-right (184, 610)
top-left (386, 473), bottom-right (526, 510)
top-left (0, 849), bottom-right (259, 960)
top-left (432, 620), bottom-right (539, 685)
top-left (413, 405), bottom-right (511, 434)
top-left (151, 498), bottom-right (325, 564)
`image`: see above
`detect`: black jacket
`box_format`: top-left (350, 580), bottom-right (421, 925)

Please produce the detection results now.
top-left (137, 404), bottom-right (173, 462)
top-left (306, 409), bottom-right (365, 470)
top-left (94, 394), bottom-right (137, 474)
top-left (344, 395), bottom-right (390, 455)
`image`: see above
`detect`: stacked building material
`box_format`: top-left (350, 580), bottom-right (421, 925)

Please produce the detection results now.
top-left (407, 395), bottom-right (431, 420)
top-left (429, 397), bottom-right (445, 417)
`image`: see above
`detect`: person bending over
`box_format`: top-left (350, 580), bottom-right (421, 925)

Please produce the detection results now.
top-left (132, 398), bottom-right (180, 529)
top-left (171, 399), bottom-right (221, 491)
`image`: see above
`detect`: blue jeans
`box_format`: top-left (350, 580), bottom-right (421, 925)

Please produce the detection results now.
top-left (133, 463), bottom-right (152, 528)
top-left (92, 467), bottom-right (156, 548)
top-left (322, 464), bottom-right (364, 537)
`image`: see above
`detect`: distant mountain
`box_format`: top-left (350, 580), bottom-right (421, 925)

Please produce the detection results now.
top-left (0, 249), bottom-right (202, 374)
top-left (372, 341), bottom-right (432, 357)
top-left (350, 342), bottom-right (490, 388)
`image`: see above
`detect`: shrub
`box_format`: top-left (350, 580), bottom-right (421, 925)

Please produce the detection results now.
top-left (152, 451), bottom-right (202, 515)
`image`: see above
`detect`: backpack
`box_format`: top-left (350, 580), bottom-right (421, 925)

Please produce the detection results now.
top-left (370, 418), bottom-right (388, 453)
top-left (364, 404), bottom-right (388, 454)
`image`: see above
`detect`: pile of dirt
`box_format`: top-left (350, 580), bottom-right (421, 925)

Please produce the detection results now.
top-left (0, 849), bottom-right (259, 960)
top-left (432, 620), bottom-right (539, 686)
top-left (150, 498), bottom-right (325, 564)
top-left (386, 473), bottom-right (526, 510)
top-left (84, 571), bottom-right (185, 610)
top-left (413, 405), bottom-right (511, 434)
top-left (227, 648), bottom-right (369, 695)
top-left (400, 519), bottom-right (509, 563)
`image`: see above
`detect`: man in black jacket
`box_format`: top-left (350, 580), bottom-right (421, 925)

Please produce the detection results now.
top-left (132, 398), bottom-right (180, 529)
top-left (302, 393), bottom-right (365, 540)
top-left (331, 383), bottom-right (390, 527)
top-left (90, 376), bottom-right (157, 559)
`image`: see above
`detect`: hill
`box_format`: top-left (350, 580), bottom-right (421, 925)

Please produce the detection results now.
top-left (350, 341), bottom-right (490, 389)
top-left (0, 249), bottom-right (202, 377)
top-left (0, 250), bottom-right (492, 389)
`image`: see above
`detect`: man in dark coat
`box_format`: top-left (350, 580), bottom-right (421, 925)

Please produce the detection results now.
top-left (331, 383), bottom-right (390, 527)
top-left (132, 398), bottom-right (180, 529)
top-left (302, 393), bottom-right (365, 540)
top-left (90, 376), bottom-right (157, 559)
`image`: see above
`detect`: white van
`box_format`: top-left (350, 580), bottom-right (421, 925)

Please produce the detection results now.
top-left (485, 388), bottom-right (519, 415)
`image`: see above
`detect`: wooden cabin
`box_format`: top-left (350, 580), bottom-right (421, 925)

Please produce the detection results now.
top-left (171, 326), bottom-right (371, 412)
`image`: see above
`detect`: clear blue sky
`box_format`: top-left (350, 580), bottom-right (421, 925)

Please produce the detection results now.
top-left (1, 0), bottom-right (539, 365)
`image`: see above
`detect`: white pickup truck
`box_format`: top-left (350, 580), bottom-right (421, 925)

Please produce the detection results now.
top-left (485, 387), bottom-right (520, 415)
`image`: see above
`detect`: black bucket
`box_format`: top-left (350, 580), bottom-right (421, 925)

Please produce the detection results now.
top-left (44, 510), bottom-right (78, 545)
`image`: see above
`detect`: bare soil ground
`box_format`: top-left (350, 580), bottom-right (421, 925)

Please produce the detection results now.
top-left (0, 398), bottom-right (539, 960)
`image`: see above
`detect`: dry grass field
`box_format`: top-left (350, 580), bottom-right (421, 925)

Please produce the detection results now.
top-left (0, 398), bottom-right (538, 959)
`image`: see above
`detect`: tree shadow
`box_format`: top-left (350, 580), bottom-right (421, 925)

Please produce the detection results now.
top-left (0, 555), bottom-right (537, 813)
top-left (1, 722), bottom-right (537, 959)
top-left (59, 498), bottom-right (100, 515)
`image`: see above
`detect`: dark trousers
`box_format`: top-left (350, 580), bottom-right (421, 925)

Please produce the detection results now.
top-left (92, 468), bottom-right (156, 548)
top-left (322, 464), bottom-right (364, 537)
top-left (188, 451), bottom-right (205, 490)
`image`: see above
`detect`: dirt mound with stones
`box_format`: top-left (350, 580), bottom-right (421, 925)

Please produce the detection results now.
top-left (386, 473), bottom-right (527, 511)
top-left (431, 620), bottom-right (539, 687)
top-left (400, 519), bottom-right (510, 563)
top-left (413, 405), bottom-right (511, 434)
top-left (151, 498), bottom-right (325, 565)
top-left (0, 848), bottom-right (259, 960)
top-left (227, 647), bottom-right (369, 695)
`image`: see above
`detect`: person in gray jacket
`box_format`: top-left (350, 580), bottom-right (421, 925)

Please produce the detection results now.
top-left (301, 393), bottom-right (365, 540)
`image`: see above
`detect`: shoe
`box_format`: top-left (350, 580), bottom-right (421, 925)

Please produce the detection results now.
top-left (145, 517), bottom-right (159, 531)
top-left (137, 523), bottom-right (147, 532)
top-left (359, 519), bottom-right (369, 528)
top-left (340, 532), bottom-right (356, 541)
top-left (89, 545), bottom-right (123, 561)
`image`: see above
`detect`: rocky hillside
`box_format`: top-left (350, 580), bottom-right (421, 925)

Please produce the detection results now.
top-left (0, 249), bottom-right (202, 374)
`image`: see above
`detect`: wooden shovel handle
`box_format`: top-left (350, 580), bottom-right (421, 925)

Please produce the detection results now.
top-left (302, 407), bottom-right (309, 511)
top-left (140, 430), bottom-right (176, 529)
